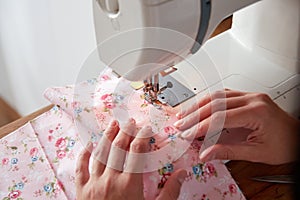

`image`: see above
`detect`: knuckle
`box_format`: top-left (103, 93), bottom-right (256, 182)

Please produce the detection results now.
top-left (251, 101), bottom-right (269, 114)
top-left (75, 166), bottom-right (82, 176)
top-left (211, 98), bottom-right (226, 111)
top-left (211, 90), bottom-right (226, 100)
top-left (93, 147), bottom-right (106, 160)
top-left (216, 146), bottom-right (235, 160)
top-left (190, 112), bottom-right (201, 124)
top-left (102, 177), bottom-right (112, 190)
top-left (196, 123), bottom-right (205, 135)
top-left (199, 93), bottom-right (211, 104)
top-left (85, 185), bottom-right (101, 199)
top-left (130, 140), bottom-right (147, 153)
top-left (122, 177), bottom-right (133, 190)
top-left (121, 120), bottom-right (136, 134)
top-left (253, 93), bottom-right (271, 102)
top-left (105, 129), bottom-right (115, 140)
top-left (112, 139), bottom-right (126, 149)
top-left (211, 111), bottom-right (223, 123)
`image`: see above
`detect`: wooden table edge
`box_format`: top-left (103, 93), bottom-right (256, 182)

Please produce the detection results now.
top-left (0, 104), bottom-right (53, 139)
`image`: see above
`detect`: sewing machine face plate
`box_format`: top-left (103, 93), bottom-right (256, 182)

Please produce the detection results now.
top-left (157, 75), bottom-right (195, 107)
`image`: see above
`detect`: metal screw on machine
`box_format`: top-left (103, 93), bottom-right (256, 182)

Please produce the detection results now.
top-left (158, 81), bottom-right (173, 94)
top-left (183, 93), bottom-right (189, 98)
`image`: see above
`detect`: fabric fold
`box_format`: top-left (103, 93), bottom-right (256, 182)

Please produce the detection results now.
top-left (0, 122), bottom-right (68, 200)
top-left (0, 67), bottom-right (246, 200)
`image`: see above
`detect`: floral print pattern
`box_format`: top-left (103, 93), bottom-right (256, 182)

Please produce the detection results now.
top-left (157, 163), bottom-right (174, 188)
top-left (2, 179), bottom-right (26, 200)
top-left (53, 136), bottom-right (76, 163)
top-left (42, 179), bottom-right (64, 198)
top-left (0, 124), bottom-right (67, 200)
top-left (0, 68), bottom-right (245, 200)
top-left (192, 162), bottom-right (218, 182)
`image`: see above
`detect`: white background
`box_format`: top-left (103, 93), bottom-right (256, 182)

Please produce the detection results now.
top-left (0, 0), bottom-right (97, 115)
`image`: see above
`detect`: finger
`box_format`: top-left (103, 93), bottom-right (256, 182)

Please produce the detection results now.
top-left (106, 118), bottom-right (136, 173)
top-left (75, 142), bottom-right (93, 189)
top-left (156, 169), bottom-right (187, 200)
top-left (199, 143), bottom-right (258, 162)
top-left (92, 120), bottom-right (119, 176)
top-left (174, 96), bottom-right (247, 130)
top-left (180, 106), bottom-right (253, 139)
top-left (124, 126), bottom-right (152, 179)
top-left (178, 123), bottom-right (205, 141)
top-left (176, 89), bottom-right (245, 119)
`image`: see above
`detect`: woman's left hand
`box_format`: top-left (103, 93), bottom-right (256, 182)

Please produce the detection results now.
top-left (75, 119), bottom-right (187, 200)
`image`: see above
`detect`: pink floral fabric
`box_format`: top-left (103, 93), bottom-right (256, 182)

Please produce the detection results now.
top-left (0, 120), bottom-right (68, 200)
top-left (0, 68), bottom-right (246, 200)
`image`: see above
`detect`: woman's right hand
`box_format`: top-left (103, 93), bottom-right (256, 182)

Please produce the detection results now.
top-left (174, 89), bottom-right (300, 165)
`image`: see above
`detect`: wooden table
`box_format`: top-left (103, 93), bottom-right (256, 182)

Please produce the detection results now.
top-left (0, 105), bottom-right (296, 199)
top-left (227, 161), bottom-right (296, 199)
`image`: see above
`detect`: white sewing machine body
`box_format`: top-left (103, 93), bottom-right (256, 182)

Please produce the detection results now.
top-left (93, 0), bottom-right (300, 118)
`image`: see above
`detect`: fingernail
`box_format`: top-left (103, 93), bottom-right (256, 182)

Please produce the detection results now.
top-left (180, 129), bottom-right (197, 141)
top-left (111, 120), bottom-right (119, 127)
top-left (177, 170), bottom-right (188, 184)
top-left (176, 112), bottom-right (183, 119)
top-left (173, 120), bottom-right (183, 128)
top-left (129, 118), bottom-right (136, 124)
top-left (180, 130), bottom-right (190, 138)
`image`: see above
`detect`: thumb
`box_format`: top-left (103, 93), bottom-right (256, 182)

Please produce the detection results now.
top-left (156, 169), bottom-right (187, 200)
top-left (199, 143), bottom-right (257, 162)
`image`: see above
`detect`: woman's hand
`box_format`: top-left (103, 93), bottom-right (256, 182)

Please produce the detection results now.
top-left (174, 89), bottom-right (300, 165)
top-left (76, 119), bottom-right (187, 200)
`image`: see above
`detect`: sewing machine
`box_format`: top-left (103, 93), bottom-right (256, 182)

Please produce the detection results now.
top-left (0, 1), bottom-right (298, 199)
top-left (93, 0), bottom-right (300, 117)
